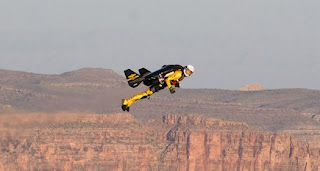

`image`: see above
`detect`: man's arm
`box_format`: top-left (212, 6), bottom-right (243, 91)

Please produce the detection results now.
top-left (165, 70), bottom-right (183, 89)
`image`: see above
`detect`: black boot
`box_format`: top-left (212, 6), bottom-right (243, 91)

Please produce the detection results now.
top-left (121, 99), bottom-right (130, 112)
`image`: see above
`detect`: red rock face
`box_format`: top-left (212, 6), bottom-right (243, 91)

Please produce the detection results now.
top-left (0, 113), bottom-right (319, 171)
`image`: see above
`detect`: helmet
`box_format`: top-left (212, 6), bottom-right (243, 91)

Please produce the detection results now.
top-left (184, 65), bottom-right (194, 77)
top-left (186, 65), bottom-right (194, 72)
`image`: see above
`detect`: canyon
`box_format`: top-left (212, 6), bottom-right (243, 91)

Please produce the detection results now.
top-left (1, 68), bottom-right (320, 170)
top-left (1, 113), bottom-right (320, 170)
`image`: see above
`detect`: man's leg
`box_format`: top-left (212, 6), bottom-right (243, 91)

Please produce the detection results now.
top-left (122, 88), bottom-right (154, 112)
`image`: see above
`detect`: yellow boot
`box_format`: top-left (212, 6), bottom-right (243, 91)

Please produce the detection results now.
top-left (122, 88), bottom-right (153, 112)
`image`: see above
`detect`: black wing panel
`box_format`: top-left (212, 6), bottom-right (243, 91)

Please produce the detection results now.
top-left (124, 69), bottom-right (144, 88)
top-left (138, 68), bottom-right (151, 76)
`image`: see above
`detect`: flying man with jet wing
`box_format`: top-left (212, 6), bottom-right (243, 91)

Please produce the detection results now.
top-left (122, 64), bottom-right (194, 112)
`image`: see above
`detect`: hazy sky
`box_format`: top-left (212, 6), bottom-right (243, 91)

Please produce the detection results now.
top-left (0, 0), bottom-right (319, 89)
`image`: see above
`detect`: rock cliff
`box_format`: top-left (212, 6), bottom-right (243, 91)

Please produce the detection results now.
top-left (239, 83), bottom-right (265, 91)
top-left (0, 113), bottom-right (319, 171)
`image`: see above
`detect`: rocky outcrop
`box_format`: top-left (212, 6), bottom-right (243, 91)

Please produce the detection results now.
top-left (0, 113), bottom-right (319, 171)
top-left (239, 83), bottom-right (265, 91)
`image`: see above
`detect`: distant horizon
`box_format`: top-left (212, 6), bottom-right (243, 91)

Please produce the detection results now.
top-left (1, 66), bottom-right (320, 91)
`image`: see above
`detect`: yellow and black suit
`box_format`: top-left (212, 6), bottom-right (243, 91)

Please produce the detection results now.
top-left (122, 69), bottom-right (184, 112)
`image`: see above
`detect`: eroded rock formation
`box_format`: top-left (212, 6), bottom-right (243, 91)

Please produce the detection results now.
top-left (0, 113), bottom-right (319, 171)
top-left (239, 83), bottom-right (265, 91)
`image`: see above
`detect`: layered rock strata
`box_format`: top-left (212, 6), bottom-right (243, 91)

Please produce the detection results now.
top-left (0, 113), bottom-right (319, 171)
